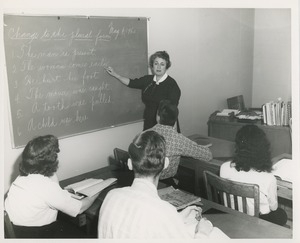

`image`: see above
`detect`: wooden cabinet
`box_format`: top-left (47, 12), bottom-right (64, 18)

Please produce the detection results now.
top-left (207, 119), bottom-right (292, 158)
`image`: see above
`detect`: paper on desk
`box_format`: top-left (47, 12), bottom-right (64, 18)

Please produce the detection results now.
top-left (216, 109), bottom-right (239, 117)
top-left (184, 210), bottom-right (229, 239)
top-left (272, 159), bottom-right (294, 182)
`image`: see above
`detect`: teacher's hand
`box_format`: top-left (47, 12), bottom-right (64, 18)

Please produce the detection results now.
top-left (105, 66), bottom-right (130, 86)
top-left (105, 66), bottom-right (117, 77)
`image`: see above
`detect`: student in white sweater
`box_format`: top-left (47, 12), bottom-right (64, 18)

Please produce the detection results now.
top-left (220, 125), bottom-right (287, 226)
top-left (5, 135), bottom-right (99, 238)
top-left (98, 130), bottom-right (214, 238)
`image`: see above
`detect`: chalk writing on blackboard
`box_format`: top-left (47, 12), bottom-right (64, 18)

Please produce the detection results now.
top-left (4, 15), bottom-right (148, 148)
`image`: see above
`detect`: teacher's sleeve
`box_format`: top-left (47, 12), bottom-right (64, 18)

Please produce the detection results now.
top-left (128, 75), bottom-right (150, 89)
top-left (167, 81), bottom-right (181, 105)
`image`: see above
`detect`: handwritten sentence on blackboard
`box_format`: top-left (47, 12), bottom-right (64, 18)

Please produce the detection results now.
top-left (7, 22), bottom-right (137, 45)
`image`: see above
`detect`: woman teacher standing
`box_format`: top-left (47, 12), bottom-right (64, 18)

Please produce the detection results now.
top-left (106, 51), bottom-right (181, 130)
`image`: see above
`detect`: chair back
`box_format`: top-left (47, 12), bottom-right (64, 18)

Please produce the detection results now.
top-left (203, 170), bottom-right (260, 217)
top-left (4, 210), bottom-right (16, 238)
top-left (113, 148), bottom-right (130, 170)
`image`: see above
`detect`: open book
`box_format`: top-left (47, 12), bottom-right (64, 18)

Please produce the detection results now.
top-left (65, 177), bottom-right (117, 199)
top-left (272, 158), bottom-right (294, 182)
top-left (158, 186), bottom-right (201, 210)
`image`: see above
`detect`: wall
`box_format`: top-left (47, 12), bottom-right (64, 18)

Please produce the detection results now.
top-left (252, 9), bottom-right (291, 106)
top-left (2, 7), bottom-right (291, 193)
top-left (178, 9), bottom-right (254, 133)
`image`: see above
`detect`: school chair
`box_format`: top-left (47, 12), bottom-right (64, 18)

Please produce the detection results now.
top-left (4, 210), bottom-right (16, 238)
top-left (203, 170), bottom-right (260, 217)
top-left (113, 148), bottom-right (134, 187)
top-left (113, 148), bottom-right (130, 170)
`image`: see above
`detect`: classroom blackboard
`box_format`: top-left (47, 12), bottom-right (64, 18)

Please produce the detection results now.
top-left (4, 15), bottom-right (148, 148)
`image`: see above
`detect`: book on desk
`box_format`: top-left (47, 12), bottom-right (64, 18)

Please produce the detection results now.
top-left (65, 177), bottom-right (117, 199)
top-left (272, 158), bottom-right (294, 183)
top-left (158, 186), bottom-right (202, 210)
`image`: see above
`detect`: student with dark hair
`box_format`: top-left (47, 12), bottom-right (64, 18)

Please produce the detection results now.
top-left (149, 100), bottom-right (212, 183)
top-left (5, 135), bottom-right (99, 238)
top-left (220, 125), bottom-right (287, 226)
top-left (105, 51), bottom-right (181, 130)
top-left (98, 131), bottom-right (214, 239)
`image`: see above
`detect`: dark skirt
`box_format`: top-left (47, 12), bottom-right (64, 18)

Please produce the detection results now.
top-left (13, 220), bottom-right (87, 238)
top-left (259, 207), bottom-right (288, 226)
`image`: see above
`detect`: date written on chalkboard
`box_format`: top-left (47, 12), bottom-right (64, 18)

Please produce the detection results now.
top-left (4, 15), bottom-right (147, 147)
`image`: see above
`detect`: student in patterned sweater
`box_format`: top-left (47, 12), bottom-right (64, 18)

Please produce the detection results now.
top-left (148, 100), bottom-right (212, 185)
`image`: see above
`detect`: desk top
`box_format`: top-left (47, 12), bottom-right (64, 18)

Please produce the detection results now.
top-left (60, 163), bottom-right (292, 239)
top-left (208, 118), bottom-right (291, 131)
top-left (188, 134), bottom-right (235, 158)
top-left (201, 198), bottom-right (292, 238)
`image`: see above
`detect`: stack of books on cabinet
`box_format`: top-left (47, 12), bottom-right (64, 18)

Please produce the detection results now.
top-left (262, 100), bottom-right (291, 126)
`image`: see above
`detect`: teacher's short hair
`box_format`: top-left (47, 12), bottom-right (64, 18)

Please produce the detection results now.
top-left (19, 135), bottom-right (60, 177)
top-left (149, 51), bottom-right (171, 69)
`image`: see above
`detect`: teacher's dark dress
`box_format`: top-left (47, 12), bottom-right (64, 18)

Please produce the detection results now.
top-left (128, 75), bottom-right (181, 130)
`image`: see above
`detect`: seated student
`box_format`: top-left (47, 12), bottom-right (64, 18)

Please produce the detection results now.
top-left (220, 125), bottom-right (287, 226)
top-left (98, 130), bottom-right (214, 238)
top-left (148, 99), bottom-right (212, 183)
top-left (4, 135), bottom-right (99, 238)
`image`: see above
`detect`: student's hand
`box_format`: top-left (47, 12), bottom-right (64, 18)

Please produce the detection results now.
top-left (79, 192), bottom-right (100, 214)
top-left (90, 192), bottom-right (101, 201)
top-left (195, 217), bottom-right (213, 237)
top-left (179, 205), bottom-right (201, 223)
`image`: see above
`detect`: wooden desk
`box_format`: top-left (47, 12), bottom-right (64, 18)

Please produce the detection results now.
top-left (59, 164), bottom-right (166, 236)
top-left (201, 198), bottom-right (292, 238)
top-left (180, 134), bottom-right (293, 201)
top-left (207, 119), bottom-right (292, 158)
top-left (59, 164), bottom-right (133, 235)
top-left (179, 135), bottom-right (235, 197)
top-left (271, 153), bottom-right (293, 201)
top-left (164, 136), bottom-right (231, 194)
top-left (60, 163), bottom-right (292, 238)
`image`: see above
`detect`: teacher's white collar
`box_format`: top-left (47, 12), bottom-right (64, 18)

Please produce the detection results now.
top-left (153, 73), bottom-right (168, 85)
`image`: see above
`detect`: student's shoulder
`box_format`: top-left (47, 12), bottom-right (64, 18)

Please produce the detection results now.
top-left (220, 161), bottom-right (234, 175)
top-left (106, 186), bottom-right (130, 196)
top-left (220, 161), bottom-right (232, 169)
top-left (260, 170), bottom-right (277, 181)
